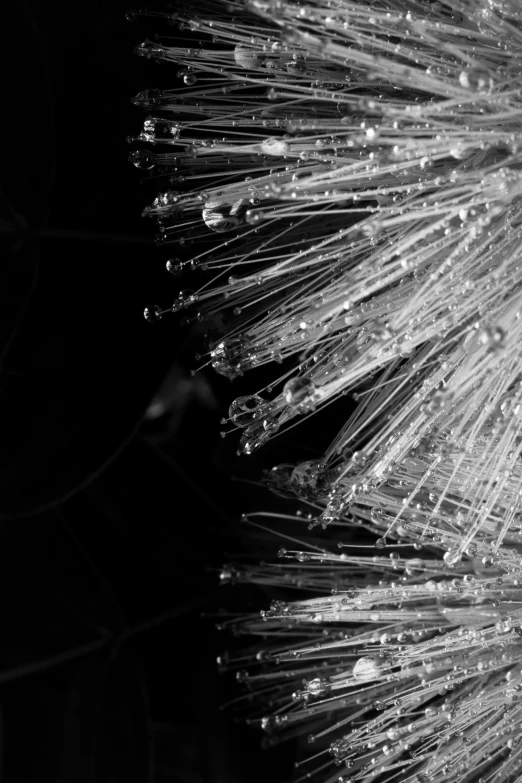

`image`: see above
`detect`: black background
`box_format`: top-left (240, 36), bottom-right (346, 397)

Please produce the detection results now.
top-left (0, 0), bottom-right (320, 779)
top-left (0, 0), bottom-right (291, 780)
top-left (0, 1), bottom-right (354, 780)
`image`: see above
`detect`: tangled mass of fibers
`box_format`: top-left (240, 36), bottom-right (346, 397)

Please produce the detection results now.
top-left (133, 2), bottom-right (522, 782)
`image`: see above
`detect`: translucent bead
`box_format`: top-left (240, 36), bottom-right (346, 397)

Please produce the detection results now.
top-left (478, 325), bottom-right (505, 351)
top-left (203, 197), bottom-right (247, 232)
top-left (156, 191), bottom-right (180, 207)
top-left (370, 507), bottom-right (385, 524)
top-left (239, 429), bottom-right (269, 455)
top-left (142, 116), bottom-right (180, 144)
top-left (458, 66), bottom-right (493, 93)
top-left (245, 209), bottom-right (264, 224)
top-left (128, 150), bottom-right (155, 170)
top-left (228, 395), bottom-right (266, 427)
top-left (210, 335), bottom-right (252, 379)
top-left (443, 549), bottom-right (462, 566)
top-left (260, 716), bottom-right (274, 733)
top-left (286, 59), bottom-right (306, 74)
top-left (290, 460), bottom-right (325, 499)
top-left (353, 656), bottom-right (382, 683)
top-left (143, 305), bottom-right (162, 323)
top-left (261, 137), bottom-right (290, 157)
top-left (178, 289), bottom-right (196, 308)
top-left (306, 677), bottom-right (330, 696)
top-left (234, 43), bottom-right (265, 69)
top-left (219, 565), bottom-right (240, 584)
top-left (166, 258), bottom-right (183, 275)
top-left (261, 416), bottom-right (279, 436)
top-left (283, 376), bottom-right (316, 409)
top-left (130, 88), bottom-right (164, 107)
top-left (404, 558), bottom-right (423, 575)
top-left (134, 40), bottom-right (165, 60)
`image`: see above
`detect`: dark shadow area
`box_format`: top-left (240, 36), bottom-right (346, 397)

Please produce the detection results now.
top-left (0, 0), bottom-right (364, 779)
top-left (0, 1), bottom-right (306, 781)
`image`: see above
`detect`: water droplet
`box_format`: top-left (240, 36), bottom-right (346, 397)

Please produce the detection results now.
top-left (203, 197), bottom-right (247, 232)
top-left (478, 326), bottom-right (505, 352)
top-left (178, 289), bottom-right (197, 308)
top-left (142, 116), bottom-right (180, 145)
top-left (210, 336), bottom-right (253, 380)
top-left (261, 137), bottom-right (290, 157)
top-left (353, 656), bottom-right (382, 682)
top-left (306, 677), bottom-right (329, 695)
top-left (239, 428), bottom-right (269, 455)
top-left (443, 548), bottom-right (462, 566)
top-left (228, 395), bottom-right (267, 427)
top-left (234, 43), bottom-right (265, 69)
top-left (166, 258), bottom-right (183, 275)
top-left (128, 150), bottom-right (155, 170)
top-left (260, 716), bottom-right (274, 733)
top-left (262, 416), bottom-right (280, 435)
top-left (134, 40), bottom-right (166, 60)
top-left (370, 507), bottom-right (385, 524)
top-left (219, 565), bottom-right (239, 584)
top-left (283, 376), bottom-right (317, 409)
top-left (290, 460), bottom-right (324, 500)
top-left (143, 305), bottom-right (162, 323)
top-left (404, 558), bottom-right (423, 575)
top-left (155, 190), bottom-right (180, 207)
top-left (246, 209), bottom-right (264, 224)
top-left (286, 59), bottom-right (306, 74)
top-left (459, 67), bottom-right (493, 93)
top-left (131, 88), bottom-right (164, 108)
